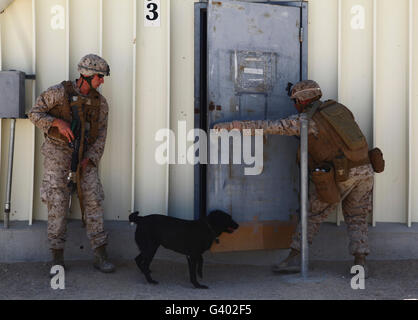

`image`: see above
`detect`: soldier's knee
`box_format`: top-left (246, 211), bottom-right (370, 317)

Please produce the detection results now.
top-left (43, 187), bottom-right (70, 204)
top-left (342, 205), bottom-right (369, 219)
top-left (83, 196), bottom-right (103, 210)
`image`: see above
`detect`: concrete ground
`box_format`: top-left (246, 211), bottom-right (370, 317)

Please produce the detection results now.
top-left (1, 258), bottom-right (418, 300)
top-left (2, 221), bottom-right (418, 300)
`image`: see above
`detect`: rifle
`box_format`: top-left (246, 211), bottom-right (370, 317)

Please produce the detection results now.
top-left (67, 97), bottom-right (86, 226)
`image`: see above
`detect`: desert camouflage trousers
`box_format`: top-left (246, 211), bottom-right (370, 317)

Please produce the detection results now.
top-left (290, 164), bottom-right (374, 256)
top-left (40, 142), bottom-right (108, 250)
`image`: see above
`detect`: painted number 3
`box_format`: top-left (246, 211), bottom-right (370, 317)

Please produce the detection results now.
top-left (144, 0), bottom-right (160, 27)
top-left (146, 1), bottom-right (159, 21)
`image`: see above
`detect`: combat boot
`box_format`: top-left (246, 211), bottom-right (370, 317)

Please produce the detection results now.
top-left (51, 249), bottom-right (65, 267)
top-left (49, 249), bottom-right (65, 277)
top-left (272, 249), bottom-right (301, 273)
top-left (353, 253), bottom-right (369, 279)
top-left (93, 245), bottom-right (115, 273)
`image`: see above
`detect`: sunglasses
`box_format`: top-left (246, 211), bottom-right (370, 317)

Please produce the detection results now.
top-left (97, 74), bottom-right (105, 79)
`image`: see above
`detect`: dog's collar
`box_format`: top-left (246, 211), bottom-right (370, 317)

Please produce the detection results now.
top-left (204, 220), bottom-right (220, 244)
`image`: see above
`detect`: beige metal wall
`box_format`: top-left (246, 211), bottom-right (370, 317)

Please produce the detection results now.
top-left (412, 0), bottom-right (418, 224)
top-left (374, 0), bottom-right (412, 224)
top-left (0, 0), bottom-right (417, 225)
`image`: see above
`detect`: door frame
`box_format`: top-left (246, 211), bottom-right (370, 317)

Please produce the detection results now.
top-left (194, 0), bottom-right (308, 220)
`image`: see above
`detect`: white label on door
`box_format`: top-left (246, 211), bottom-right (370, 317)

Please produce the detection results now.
top-left (244, 68), bottom-right (264, 75)
top-left (144, 0), bottom-right (160, 27)
top-left (245, 58), bottom-right (262, 62)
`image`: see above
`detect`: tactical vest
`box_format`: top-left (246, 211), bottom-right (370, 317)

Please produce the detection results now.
top-left (307, 100), bottom-right (369, 167)
top-left (47, 81), bottom-right (101, 145)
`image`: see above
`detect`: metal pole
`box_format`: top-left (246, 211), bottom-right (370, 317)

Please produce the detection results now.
top-left (4, 118), bottom-right (16, 229)
top-left (300, 113), bottom-right (309, 278)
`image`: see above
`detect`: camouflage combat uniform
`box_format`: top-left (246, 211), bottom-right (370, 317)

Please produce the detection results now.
top-left (29, 81), bottom-right (109, 250)
top-left (215, 113), bottom-right (373, 256)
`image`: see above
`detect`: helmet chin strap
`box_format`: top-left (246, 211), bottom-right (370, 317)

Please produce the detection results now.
top-left (79, 74), bottom-right (93, 90)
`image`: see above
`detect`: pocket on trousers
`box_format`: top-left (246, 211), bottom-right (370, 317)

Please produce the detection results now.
top-left (311, 164), bottom-right (341, 204)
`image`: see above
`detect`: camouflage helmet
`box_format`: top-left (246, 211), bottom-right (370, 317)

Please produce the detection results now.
top-left (78, 54), bottom-right (110, 77)
top-left (290, 80), bottom-right (322, 103)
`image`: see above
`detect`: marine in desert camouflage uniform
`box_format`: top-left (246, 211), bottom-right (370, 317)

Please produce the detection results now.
top-left (28, 54), bottom-right (115, 273)
top-left (214, 80), bottom-right (375, 276)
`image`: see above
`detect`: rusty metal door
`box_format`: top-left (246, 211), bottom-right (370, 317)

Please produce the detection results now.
top-left (202, 0), bottom-right (308, 251)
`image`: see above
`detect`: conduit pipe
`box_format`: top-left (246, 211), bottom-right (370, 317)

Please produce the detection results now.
top-left (4, 119), bottom-right (16, 228)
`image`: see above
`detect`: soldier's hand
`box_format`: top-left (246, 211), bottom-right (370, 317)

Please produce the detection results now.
top-left (52, 119), bottom-right (74, 142)
top-left (231, 121), bottom-right (243, 131)
top-left (213, 123), bottom-right (227, 131)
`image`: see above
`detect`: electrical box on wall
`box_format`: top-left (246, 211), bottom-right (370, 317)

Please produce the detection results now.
top-left (0, 71), bottom-right (26, 119)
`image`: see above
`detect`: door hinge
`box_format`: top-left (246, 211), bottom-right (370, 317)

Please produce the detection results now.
top-left (299, 27), bottom-right (304, 43)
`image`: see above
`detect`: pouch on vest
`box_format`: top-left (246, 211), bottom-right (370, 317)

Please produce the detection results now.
top-left (311, 164), bottom-right (341, 204)
top-left (332, 155), bottom-right (349, 182)
top-left (47, 93), bottom-right (71, 144)
top-left (319, 103), bottom-right (367, 151)
top-left (369, 148), bottom-right (385, 173)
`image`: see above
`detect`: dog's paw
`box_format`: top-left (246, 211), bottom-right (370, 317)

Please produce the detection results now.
top-left (145, 275), bottom-right (159, 285)
top-left (146, 278), bottom-right (159, 285)
top-left (193, 283), bottom-right (209, 289)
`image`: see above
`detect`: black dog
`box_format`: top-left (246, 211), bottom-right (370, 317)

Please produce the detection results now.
top-left (129, 210), bottom-right (239, 289)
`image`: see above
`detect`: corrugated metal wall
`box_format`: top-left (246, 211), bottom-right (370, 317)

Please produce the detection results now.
top-left (0, 0), bottom-right (416, 225)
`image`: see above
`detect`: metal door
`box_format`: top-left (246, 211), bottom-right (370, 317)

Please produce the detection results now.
top-left (205, 1), bottom-right (307, 228)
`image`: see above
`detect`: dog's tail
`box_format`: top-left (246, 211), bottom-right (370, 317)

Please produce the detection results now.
top-left (129, 211), bottom-right (142, 224)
